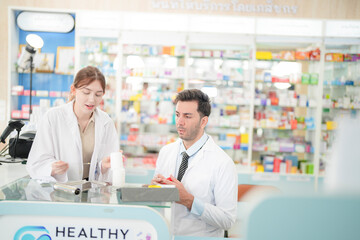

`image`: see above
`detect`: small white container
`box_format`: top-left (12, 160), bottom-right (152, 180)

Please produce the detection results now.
top-left (110, 152), bottom-right (125, 187)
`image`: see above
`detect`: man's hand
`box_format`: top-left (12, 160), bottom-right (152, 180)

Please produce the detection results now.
top-left (151, 174), bottom-right (167, 185)
top-left (168, 175), bottom-right (194, 210)
top-left (51, 160), bottom-right (69, 176)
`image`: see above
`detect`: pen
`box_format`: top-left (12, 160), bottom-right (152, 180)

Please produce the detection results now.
top-left (54, 183), bottom-right (81, 195)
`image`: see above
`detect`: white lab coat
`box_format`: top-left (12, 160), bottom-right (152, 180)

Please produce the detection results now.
top-left (155, 136), bottom-right (238, 237)
top-left (26, 101), bottom-right (119, 183)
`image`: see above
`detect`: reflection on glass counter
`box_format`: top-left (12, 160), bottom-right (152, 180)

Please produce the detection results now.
top-left (0, 177), bottom-right (171, 209)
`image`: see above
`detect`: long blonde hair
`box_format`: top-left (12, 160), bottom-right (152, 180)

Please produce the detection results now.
top-left (68, 66), bottom-right (106, 102)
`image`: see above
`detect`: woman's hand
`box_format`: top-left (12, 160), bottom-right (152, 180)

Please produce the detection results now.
top-left (51, 160), bottom-right (69, 176)
top-left (101, 156), bottom-right (111, 174)
top-left (101, 150), bottom-right (126, 174)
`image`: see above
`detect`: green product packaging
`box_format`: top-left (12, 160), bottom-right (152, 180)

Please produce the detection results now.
top-left (301, 73), bottom-right (310, 84)
top-left (306, 163), bottom-right (314, 174)
top-left (310, 73), bottom-right (319, 85)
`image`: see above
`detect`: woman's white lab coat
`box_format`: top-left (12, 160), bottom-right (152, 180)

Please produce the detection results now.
top-left (155, 135), bottom-right (238, 237)
top-left (26, 101), bottom-right (119, 182)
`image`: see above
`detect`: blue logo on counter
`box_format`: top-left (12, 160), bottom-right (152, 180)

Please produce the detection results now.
top-left (14, 226), bottom-right (52, 240)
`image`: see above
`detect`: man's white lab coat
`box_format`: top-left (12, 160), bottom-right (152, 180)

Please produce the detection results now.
top-left (155, 136), bottom-right (238, 237)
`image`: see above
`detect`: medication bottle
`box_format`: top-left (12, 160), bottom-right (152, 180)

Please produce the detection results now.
top-left (111, 152), bottom-right (125, 187)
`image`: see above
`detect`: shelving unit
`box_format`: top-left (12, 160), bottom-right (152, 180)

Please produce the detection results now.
top-left (74, 28), bottom-right (359, 183)
top-left (111, 32), bottom-right (187, 168)
top-left (320, 38), bottom-right (360, 176)
top-left (119, 44), bottom-right (185, 159)
top-left (78, 36), bottom-right (118, 120)
top-left (251, 39), bottom-right (322, 176)
top-left (186, 41), bottom-right (254, 171)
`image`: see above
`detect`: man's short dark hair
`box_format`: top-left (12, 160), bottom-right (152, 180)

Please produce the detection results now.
top-left (174, 89), bottom-right (211, 117)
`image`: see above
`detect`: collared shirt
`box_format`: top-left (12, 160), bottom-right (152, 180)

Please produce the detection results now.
top-left (78, 113), bottom-right (95, 180)
top-left (176, 132), bottom-right (209, 216)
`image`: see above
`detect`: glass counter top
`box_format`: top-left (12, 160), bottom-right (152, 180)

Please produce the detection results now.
top-left (0, 176), bottom-right (171, 209)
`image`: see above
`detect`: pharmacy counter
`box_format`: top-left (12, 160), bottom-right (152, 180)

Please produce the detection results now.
top-left (0, 160), bottom-right (28, 187)
top-left (0, 177), bottom-right (239, 240)
top-left (0, 177), bottom-right (173, 239)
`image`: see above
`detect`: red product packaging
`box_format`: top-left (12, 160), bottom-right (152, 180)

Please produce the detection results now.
top-left (286, 160), bottom-right (292, 173)
top-left (11, 110), bottom-right (22, 119)
top-left (273, 158), bottom-right (281, 173)
top-left (310, 48), bottom-right (320, 61)
top-left (271, 98), bottom-right (279, 106)
top-left (23, 90), bottom-right (36, 96)
top-left (295, 51), bottom-right (310, 60)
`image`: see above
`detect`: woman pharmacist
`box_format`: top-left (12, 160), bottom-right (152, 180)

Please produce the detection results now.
top-left (26, 66), bottom-right (119, 183)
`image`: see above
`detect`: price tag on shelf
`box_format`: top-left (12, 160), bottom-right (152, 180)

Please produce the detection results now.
top-left (286, 175), bottom-right (311, 182)
top-left (252, 174), bottom-right (280, 182)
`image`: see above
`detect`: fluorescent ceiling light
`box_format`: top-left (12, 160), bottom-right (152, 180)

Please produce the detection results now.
top-left (274, 82), bottom-right (292, 90)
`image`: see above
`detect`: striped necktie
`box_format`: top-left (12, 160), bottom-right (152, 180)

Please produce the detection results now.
top-left (177, 152), bottom-right (189, 182)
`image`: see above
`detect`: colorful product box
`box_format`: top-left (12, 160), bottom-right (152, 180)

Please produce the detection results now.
top-left (240, 133), bottom-right (249, 144)
top-left (11, 110), bottom-right (22, 119)
top-left (285, 160), bottom-right (292, 173)
top-left (295, 51), bottom-right (310, 60)
top-left (310, 73), bottom-right (319, 85)
top-left (273, 158), bottom-right (281, 173)
top-left (263, 72), bottom-right (272, 82)
top-left (325, 53), bottom-right (344, 62)
top-left (310, 48), bottom-right (320, 61)
top-left (344, 54), bottom-right (360, 62)
top-left (306, 163), bottom-right (314, 174)
top-left (36, 90), bottom-right (49, 97)
top-left (256, 165), bottom-right (264, 172)
top-left (301, 73), bottom-right (310, 84)
top-left (11, 85), bottom-right (24, 95)
top-left (49, 91), bottom-right (62, 97)
top-left (256, 51), bottom-right (272, 60)
top-left (23, 90), bottom-right (36, 96)
top-left (280, 51), bottom-right (295, 60)
top-left (291, 166), bottom-right (298, 174)
top-left (326, 121), bottom-right (337, 130)
top-left (22, 104), bottom-right (30, 113)
top-left (279, 142), bottom-right (294, 152)
top-left (264, 163), bottom-right (274, 172)
top-left (272, 76), bottom-right (290, 83)
top-left (272, 52), bottom-right (282, 60)
top-left (270, 97), bottom-right (279, 106)
top-left (285, 155), bottom-right (298, 168)
top-left (22, 111), bottom-right (30, 119)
